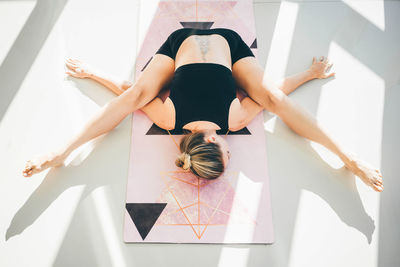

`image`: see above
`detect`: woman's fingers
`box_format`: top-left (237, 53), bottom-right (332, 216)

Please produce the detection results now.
top-left (67, 58), bottom-right (79, 63)
top-left (324, 72), bottom-right (335, 78)
top-left (65, 61), bottom-right (77, 71)
top-left (65, 58), bottom-right (89, 78)
top-left (312, 57), bottom-right (316, 64)
top-left (66, 59), bottom-right (82, 70)
top-left (65, 71), bottom-right (76, 77)
top-left (67, 59), bottom-right (77, 66)
top-left (315, 56), bottom-right (330, 64)
top-left (66, 60), bottom-right (77, 67)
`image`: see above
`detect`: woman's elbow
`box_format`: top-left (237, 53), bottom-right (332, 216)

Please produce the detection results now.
top-left (229, 118), bottom-right (246, 132)
top-left (157, 119), bottom-right (175, 131)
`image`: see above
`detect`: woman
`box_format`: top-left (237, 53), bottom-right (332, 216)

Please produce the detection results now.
top-left (22, 28), bottom-right (383, 192)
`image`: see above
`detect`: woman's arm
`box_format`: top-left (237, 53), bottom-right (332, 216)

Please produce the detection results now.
top-left (140, 97), bottom-right (175, 130)
top-left (230, 56), bottom-right (335, 131)
top-left (66, 59), bottom-right (175, 130)
top-left (65, 58), bottom-right (133, 95)
top-left (277, 56), bottom-right (335, 95)
top-left (232, 56), bottom-right (383, 192)
top-left (228, 97), bottom-right (263, 131)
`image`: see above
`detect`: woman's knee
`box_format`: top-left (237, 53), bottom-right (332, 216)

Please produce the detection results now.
top-left (121, 83), bottom-right (146, 111)
top-left (263, 89), bottom-right (286, 113)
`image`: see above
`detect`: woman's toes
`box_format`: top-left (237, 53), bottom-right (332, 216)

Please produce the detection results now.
top-left (23, 160), bottom-right (37, 177)
top-left (372, 183), bottom-right (383, 192)
top-left (375, 174), bottom-right (383, 183)
top-left (372, 184), bottom-right (379, 192)
top-left (23, 169), bottom-right (32, 177)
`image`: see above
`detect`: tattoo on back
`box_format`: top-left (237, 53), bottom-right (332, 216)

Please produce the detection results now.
top-left (194, 35), bottom-right (209, 61)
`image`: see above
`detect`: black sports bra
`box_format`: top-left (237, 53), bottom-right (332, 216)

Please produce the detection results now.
top-left (155, 28), bottom-right (255, 134)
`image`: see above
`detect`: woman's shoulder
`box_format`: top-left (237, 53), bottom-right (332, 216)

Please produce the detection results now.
top-left (212, 28), bottom-right (240, 37)
top-left (168, 28), bottom-right (191, 38)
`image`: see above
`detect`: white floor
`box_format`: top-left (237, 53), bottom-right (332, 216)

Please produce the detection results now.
top-left (0, 0), bottom-right (399, 266)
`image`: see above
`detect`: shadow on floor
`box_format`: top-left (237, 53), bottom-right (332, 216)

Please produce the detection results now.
top-left (0, 0), bottom-right (69, 121)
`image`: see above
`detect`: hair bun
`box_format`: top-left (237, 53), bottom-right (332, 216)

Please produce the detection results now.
top-left (182, 153), bottom-right (191, 170)
top-left (175, 152), bottom-right (191, 170)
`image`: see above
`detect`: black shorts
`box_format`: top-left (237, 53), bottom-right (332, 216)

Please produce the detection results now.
top-left (155, 28), bottom-right (255, 64)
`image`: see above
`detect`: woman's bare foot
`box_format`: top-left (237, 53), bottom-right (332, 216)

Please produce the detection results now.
top-left (22, 152), bottom-right (66, 178)
top-left (345, 156), bottom-right (384, 192)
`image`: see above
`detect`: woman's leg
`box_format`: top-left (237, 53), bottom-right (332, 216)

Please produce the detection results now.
top-left (232, 56), bottom-right (383, 192)
top-left (23, 54), bottom-right (175, 177)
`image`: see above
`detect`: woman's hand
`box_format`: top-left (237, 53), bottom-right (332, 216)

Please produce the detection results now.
top-left (65, 58), bottom-right (92, 78)
top-left (309, 56), bottom-right (335, 79)
top-left (22, 151), bottom-right (66, 177)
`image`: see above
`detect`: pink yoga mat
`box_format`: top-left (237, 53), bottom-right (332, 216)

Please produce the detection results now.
top-left (123, 0), bottom-right (274, 244)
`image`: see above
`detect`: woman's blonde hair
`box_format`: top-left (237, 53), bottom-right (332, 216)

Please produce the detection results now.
top-left (175, 131), bottom-right (224, 179)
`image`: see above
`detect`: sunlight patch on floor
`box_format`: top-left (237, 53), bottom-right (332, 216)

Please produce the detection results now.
top-left (288, 189), bottom-right (378, 267)
top-left (222, 171), bottom-right (263, 243)
top-left (91, 187), bottom-right (128, 267)
top-left (343, 0), bottom-right (385, 31)
top-left (264, 1), bottom-right (299, 82)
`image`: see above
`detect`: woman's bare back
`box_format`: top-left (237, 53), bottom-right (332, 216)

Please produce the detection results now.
top-left (175, 34), bottom-right (232, 70)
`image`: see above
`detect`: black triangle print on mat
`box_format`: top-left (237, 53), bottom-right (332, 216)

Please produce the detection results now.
top-left (141, 56), bottom-right (153, 72)
top-left (145, 123), bottom-right (251, 135)
top-left (228, 127), bottom-right (251, 135)
top-left (146, 123), bottom-right (169, 135)
top-left (180, 22), bottom-right (214, 29)
top-left (126, 203), bottom-right (167, 240)
top-left (250, 38), bottom-right (257, 49)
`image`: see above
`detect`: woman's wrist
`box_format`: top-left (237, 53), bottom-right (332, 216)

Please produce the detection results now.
top-left (306, 69), bottom-right (317, 80)
top-left (86, 71), bottom-right (95, 79)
